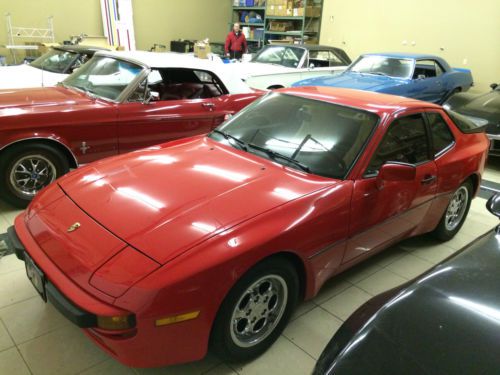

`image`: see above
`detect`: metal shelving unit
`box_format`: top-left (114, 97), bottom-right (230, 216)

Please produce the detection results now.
top-left (264, 0), bottom-right (323, 44)
top-left (230, 3), bottom-right (267, 49)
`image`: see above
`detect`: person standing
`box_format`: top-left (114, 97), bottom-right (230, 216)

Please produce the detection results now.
top-left (225, 23), bottom-right (248, 60)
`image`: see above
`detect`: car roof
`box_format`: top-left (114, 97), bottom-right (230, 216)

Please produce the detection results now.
top-left (277, 86), bottom-right (441, 114)
top-left (362, 52), bottom-right (442, 60)
top-left (94, 50), bottom-right (223, 70)
top-left (53, 45), bottom-right (110, 54)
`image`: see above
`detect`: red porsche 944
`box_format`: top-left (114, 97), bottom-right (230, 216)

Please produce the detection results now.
top-left (4, 87), bottom-right (488, 367)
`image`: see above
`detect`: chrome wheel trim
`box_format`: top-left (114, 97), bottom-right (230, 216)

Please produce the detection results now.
top-left (230, 274), bottom-right (288, 348)
top-left (9, 154), bottom-right (57, 198)
top-left (445, 186), bottom-right (469, 231)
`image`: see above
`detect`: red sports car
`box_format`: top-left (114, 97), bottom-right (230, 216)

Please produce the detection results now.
top-left (0, 51), bottom-right (262, 207)
top-left (5, 88), bottom-right (488, 368)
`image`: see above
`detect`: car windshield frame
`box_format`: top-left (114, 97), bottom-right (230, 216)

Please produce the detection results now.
top-left (252, 46), bottom-right (307, 68)
top-left (209, 92), bottom-right (380, 180)
top-left (62, 55), bottom-right (146, 103)
top-left (30, 48), bottom-right (80, 74)
top-left (348, 55), bottom-right (415, 79)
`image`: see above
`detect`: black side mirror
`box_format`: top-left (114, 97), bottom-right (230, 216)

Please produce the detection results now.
top-left (490, 83), bottom-right (498, 90)
top-left (487, 193), bottom-right (500, 218)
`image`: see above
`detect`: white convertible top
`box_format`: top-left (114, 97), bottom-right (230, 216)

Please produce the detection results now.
top-left (94, 50), bottom-right (255, 94)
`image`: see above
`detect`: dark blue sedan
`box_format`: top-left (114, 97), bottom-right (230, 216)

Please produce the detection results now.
top-left (292, 53), bottom-right (473, 104)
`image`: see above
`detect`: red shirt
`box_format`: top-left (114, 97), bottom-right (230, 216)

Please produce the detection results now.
top-left (225, 31), bottom-right (248, 54)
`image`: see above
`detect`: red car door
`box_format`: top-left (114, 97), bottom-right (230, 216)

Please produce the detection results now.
top-left (117, 68), bottom-right (232, 154)
top-left (344, 112), bottom-right (438, 263)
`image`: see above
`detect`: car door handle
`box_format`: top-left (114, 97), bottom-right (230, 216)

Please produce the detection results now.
top-left (202, 103), bottom-right (215, 111)
top-left (421, 175), bottom-right (437, 185)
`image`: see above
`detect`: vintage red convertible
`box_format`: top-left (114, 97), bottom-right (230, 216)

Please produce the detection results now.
top-left (0, 51), bottom-right (262, 207)
top-left (5, 88), bottom-right (488, 367)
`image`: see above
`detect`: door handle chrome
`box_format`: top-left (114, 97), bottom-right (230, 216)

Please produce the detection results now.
top-left (202, 103), bottom-right (215, 111)
top-left (421, 175), bottom-right (437, 185)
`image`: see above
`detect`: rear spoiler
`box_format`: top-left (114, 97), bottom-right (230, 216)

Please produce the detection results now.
top-left (446, 110), bottom-right (487, 134)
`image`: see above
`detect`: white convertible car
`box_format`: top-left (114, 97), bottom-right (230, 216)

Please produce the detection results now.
top-left (0, 45), bottom-right (107, 89)
top-left (226, 44), bottom-right (351, 90)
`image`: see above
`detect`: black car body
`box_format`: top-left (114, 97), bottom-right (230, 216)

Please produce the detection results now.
top-left (445, 84), bottom-right (500, 156)
top-left (313, 194), bottom-right (500, 375)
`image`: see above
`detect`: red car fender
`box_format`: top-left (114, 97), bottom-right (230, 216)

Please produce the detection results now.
top-left (114, 181), bottom-right (352, 358)
top-left (0, 130), bottom-right (78, 166)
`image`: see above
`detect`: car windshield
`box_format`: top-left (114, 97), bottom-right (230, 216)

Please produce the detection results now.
top-left (210, 93), bottom-right (378, 179)
top-left (30, 49), bottom-right (79, 74)
top-left (63, 56), bottom-right (143, 101)
top-left (349, 56), bottom-right (414, 79)
top-left (252, 46), bottom-right (306, 68)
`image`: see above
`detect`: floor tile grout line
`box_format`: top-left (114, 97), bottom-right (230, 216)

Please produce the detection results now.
top-left (11, 321), bottom-right (72, 348)
top-left (280, 333), bottom-right (318, 362)
top-left (0, 318), bottom-right (34, 375)
top-left (0, 295), bottom-right (40, 312)
top-left (74, 357), bottom-right (110, 375)
top-left (315, 304), bottom-right (346, 323)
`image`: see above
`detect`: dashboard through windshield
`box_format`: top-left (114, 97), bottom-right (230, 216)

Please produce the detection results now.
top-left (210, 93), bottom-right (379, 179)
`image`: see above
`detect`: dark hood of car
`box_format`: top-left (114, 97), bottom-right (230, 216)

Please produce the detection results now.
top-left (314, 230), bottom-right (500, 375)
top-left (447, 90), bottom-right (500, 125)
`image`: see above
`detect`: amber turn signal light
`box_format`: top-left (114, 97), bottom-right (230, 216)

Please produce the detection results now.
top-left (97, 314), bottom-right (136, 330)
top-left (155, 311), bottom-right (200, 327)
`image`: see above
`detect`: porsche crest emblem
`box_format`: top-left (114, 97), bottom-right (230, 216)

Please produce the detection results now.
top-left (67, 222), bottom-right (81, 233)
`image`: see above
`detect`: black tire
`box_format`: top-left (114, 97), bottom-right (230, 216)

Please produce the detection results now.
top-left (0, 143), bottom-right (70, 208)
top-left (210, 257), bottom-right (300, 362)
top-left (432, 180), bottom-right (473, 241)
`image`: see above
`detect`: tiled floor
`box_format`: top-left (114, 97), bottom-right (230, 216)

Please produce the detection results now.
top-left (0, 159), bottom-right (499, 375)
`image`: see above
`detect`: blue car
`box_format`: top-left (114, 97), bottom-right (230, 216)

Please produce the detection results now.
top-left (292, 53), bottom-right (473, 104)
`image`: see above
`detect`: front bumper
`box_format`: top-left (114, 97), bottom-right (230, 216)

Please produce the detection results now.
top-left (6, 226), bottom-right (108, 328)
top-left (5, 213), bottom-right (209, 368)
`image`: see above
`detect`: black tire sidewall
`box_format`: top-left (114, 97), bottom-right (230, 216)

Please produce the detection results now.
top-left (433, 180), bottom-right (473, 241)
top-left (0, 144), bottom-right (69, 208)
top-left (211, 258), bottom-right (299, 362)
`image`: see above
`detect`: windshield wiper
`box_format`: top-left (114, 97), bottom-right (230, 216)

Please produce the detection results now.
top-left (212, 129), bottom-right (248, 151)
top-left (369, 72), bottom-right (389, 76)
top-left (247, 143), bottom-right (310, 173)
top-left (71, 84), bottom-right (97, 100)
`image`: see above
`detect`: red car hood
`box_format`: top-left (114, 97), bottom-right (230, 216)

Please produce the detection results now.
top-left (58, 137), bottom-right (336, 264)
top-left (0, 86), bottom-right (92, 109)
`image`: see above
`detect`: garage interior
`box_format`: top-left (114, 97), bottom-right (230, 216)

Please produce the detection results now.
top-left (0, 0), bottom-right (499, 374)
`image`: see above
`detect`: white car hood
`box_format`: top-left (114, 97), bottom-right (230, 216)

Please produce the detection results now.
top-left (0, 64), bottom-right (67, 90)
top-left (226, 61), bottom-right (295, 79)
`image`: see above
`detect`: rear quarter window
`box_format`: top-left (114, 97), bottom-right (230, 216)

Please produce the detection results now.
top-left (427, 113), bottom-right (455, 156)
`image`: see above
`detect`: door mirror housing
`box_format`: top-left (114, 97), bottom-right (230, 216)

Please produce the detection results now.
top-left (416, 74), bottom-right (426, 80)
top-left (376, 163), bottom-right (416, 189)
top-left (487, 194), bottom-right (500, 219)
top-left (490, 83), bottom-right (498, 90)
top-left (144, 91), bottom-right (160, 104)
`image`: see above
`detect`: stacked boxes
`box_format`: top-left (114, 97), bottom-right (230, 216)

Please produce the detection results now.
top-left (266, 1), bottom-right (320, 18)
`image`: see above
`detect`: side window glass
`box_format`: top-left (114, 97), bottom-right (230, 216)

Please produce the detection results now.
top-left (428, 112), bottom-right (454, 155)
top-left (366, 114), bottom-right (429, 175)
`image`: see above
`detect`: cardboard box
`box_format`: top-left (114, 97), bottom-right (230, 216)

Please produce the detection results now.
top-left (194, 41), bottom-right (211, 59)
top-left (269, 21), bottom-right (293, 31)
top-left (294, 7), bottom-right (304, 16)
top-left (305, 5), bottom-right (321, 17)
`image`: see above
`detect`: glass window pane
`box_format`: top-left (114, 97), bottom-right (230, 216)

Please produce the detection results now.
top-left (428, 113), bottom-right (454, 155)
top-left (367, 114), bottom-right (429, 174)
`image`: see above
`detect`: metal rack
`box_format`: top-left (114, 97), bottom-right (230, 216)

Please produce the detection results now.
top-left (4, 13), bottom-right (55, 63)
top-left (264, 0), bottom-right (323, 44)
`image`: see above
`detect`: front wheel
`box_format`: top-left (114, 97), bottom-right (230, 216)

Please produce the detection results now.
top-left (0, 144), bottom-right (70, 208)
top-left (432, 180), bottom-right (472, 241)
top-left (210, 258), bottom-right (299, 362)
